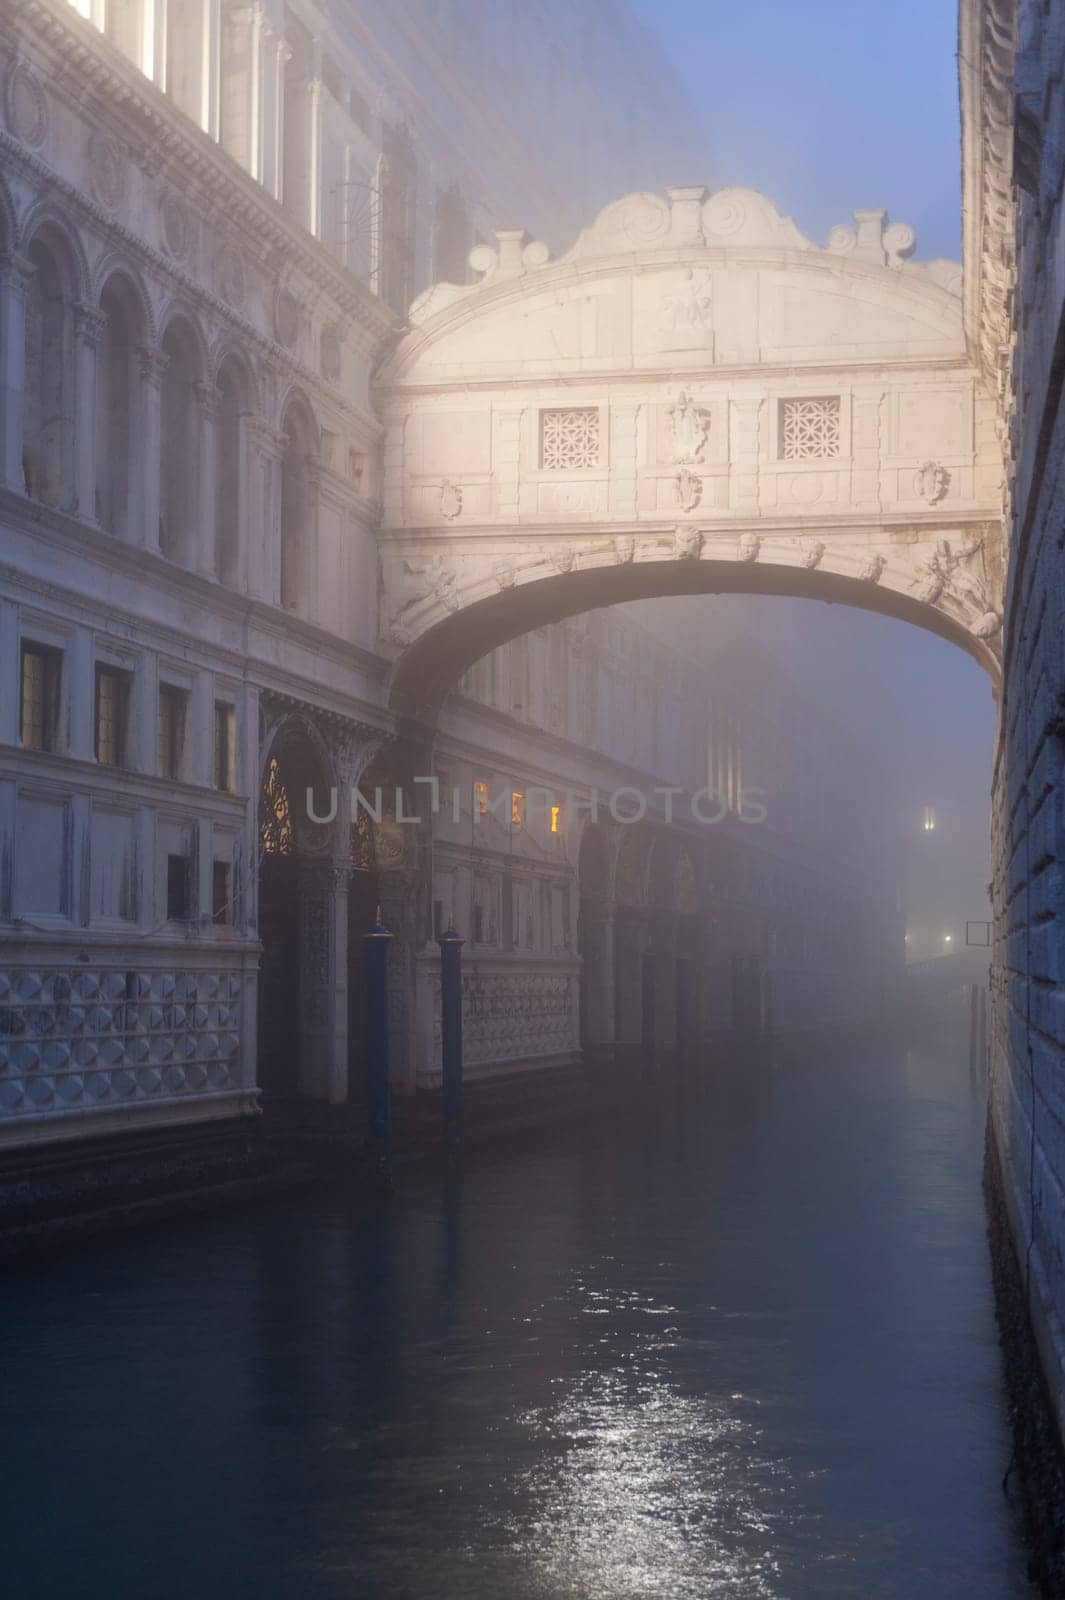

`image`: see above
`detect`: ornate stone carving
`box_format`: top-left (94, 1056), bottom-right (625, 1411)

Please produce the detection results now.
top-left (550, 547), bottom-right (575, 574)
top-left (859, 552), bottom-right (886, 584)
top-left (0, 967), bottom-right (241, 1115)
top-left (435, 971), bottom-right (576, 1066)
top-left (915, 460), bottom-right (950, 504)
top-left (802, 540), bottom-right (827, 570)
top-left (613, 535), bottom-right (636, 564)
top-left (274, 287), bottom-right (300, 348)
top-left (88, 130), bottom-right (126, 211)
top-left (217, 245), bottom-right (246, 309)
top-left (673, 467), bottom-right (702, 513)
top-left (160, 189), bottom-right (192, 260)
top-left (739, 532), bottom-right (761, 563)
top-left (674, 526), bottom-right (704, 560)
top-left (911, 536), bottom-right (989, 613)
top-left (493, 558), bottom-right (516, 589)
top-left (440, 481), bottom-right (462, 521)
top-left (973, 610), bottom-right (1003, 639)
top-left (4, 61), bottom-right (47, 148)
top-left (659, 270), bottom-right (713, 335)
top-left (667, 391), bottom-right (710, 463)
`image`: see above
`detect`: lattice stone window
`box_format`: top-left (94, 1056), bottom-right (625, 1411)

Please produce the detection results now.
top-left (541, 407), bottom-right (600, 469)
top-left (779, 396), bottom-right (841, 460)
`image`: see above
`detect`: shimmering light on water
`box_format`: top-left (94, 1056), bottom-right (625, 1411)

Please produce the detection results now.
top-left (0, 1027), bottom-right (1034, 1598)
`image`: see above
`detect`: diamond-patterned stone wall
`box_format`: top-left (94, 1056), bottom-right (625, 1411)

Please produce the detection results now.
top-left (0, 968), bottom-right (243, 1117)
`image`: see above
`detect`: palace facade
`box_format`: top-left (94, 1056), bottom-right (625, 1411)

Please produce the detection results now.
top-left (0, 0), bottom-right (902, 1152)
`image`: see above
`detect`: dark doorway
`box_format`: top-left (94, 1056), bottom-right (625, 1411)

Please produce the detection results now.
top-left (258, 854), bottom-right (300, 1096)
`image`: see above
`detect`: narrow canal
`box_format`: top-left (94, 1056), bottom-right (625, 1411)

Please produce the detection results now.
top-left (1, 1024), bottom-right (1033, 1598)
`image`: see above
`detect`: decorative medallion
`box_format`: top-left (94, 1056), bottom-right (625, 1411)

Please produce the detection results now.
top-left (320, 324), bottom-right (341, 382)
top-left (88, 130), bottom-right (126, 211)
top-left (274, 287), bottom-right (300, 348)
top-left (914, 460), bottom-right (950, 504)
top-left (217, 245), bottom-right (246, 309)
top-left (160, 189), bottom-right (191, 260)
top-left (440, 481), bottom-right (462, 521)
top-left (5, 61), bottom-right (47, 148)
top-left (674, 466), bottom-right (702, 513)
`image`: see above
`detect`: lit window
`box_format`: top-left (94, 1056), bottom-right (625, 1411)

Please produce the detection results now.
top-left (550, 804), bottom-right (562, 834)
top-left (95, 664), bottom-right (130, 767)
top-left (158, 684), bottom-right (188, 781)
top-left (511, 791), bottom-right (525, 827)
top-left (474, 780), bottom-right (489, 816)
top-left (779, 397), bottom-right (840, 460)
top-left (19, 642), bottom-right (61, 752)
top-left (923, 807), bottom-right (936, 832)
top-left (214, 701), bottom-right (236, 792)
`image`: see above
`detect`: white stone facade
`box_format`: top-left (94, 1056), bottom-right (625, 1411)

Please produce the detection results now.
top-left (0, 0), bottom-right (907, 1150)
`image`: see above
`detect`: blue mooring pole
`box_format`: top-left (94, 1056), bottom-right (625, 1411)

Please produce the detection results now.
top-left (365, 905), bottom-right (393, 1150)
top-left (438, 918), bottom-right (464, 1124)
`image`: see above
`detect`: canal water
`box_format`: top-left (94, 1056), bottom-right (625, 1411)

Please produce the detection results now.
top-left (1, 1026), bottom-right (1033, 1599)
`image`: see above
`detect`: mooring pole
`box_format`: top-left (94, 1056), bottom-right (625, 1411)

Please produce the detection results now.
top-left (438, 917), bottom-right (464, 1125)
top-left (365, 905), bottom-right (393, 1152)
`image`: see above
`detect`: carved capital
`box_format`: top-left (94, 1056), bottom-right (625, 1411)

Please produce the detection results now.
top-left (195, 380), bottom-right (221, 422)
top-left (137, 346), bottom-right (169, 389)
top-left (0, 251), bottom-right (34, 296)
top-left (74, 302), bottom-right (108, 347)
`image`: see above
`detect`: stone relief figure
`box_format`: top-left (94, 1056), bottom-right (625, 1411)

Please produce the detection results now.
top-left (738, 532), bottom-right (761, 563)
top-left (493, 558), bottom-right (516, 589)
top-left (614, 535), bottom-right (636, 564)
top-left (802, 540), bottom-right (827, 570)
top-left (911, 536), bottom-right (989, 614)
top-left (914, 460), bottom-right (950, 505)
top-left (674, 466), bottom-right (702, 512)
top-left (674, 526), bottom-right (704, 561)
top-left (660, 268), bottom-right (712, 333)
top-left (667, 391), bottom-right (710, 464)
top-left (859, 553), bottom-right (886, 584)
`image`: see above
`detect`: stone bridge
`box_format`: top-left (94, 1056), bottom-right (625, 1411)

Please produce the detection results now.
top-left (375, 186), bottom-right (1005, 725)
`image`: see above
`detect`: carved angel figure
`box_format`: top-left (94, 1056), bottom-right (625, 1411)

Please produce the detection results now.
top-left (674, 466), bottom-right (702, 512)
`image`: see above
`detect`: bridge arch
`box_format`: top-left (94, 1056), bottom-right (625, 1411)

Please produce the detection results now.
top-left (375, 186), bottom-right (1005, 726)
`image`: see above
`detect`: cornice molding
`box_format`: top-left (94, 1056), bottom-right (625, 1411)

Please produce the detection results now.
top-left (959, 0), bottom-right (1018, 397)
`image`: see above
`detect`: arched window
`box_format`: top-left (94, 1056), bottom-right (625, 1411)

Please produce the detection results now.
top-left (214, 355), bottom-right (247, 586)
top-left (159, 320), bottom-right (199, 564)
top-left (280, 397), bottom-right (316, 612)
top-left (95, 277), bottom-right (139, 535)
top-left (23, 232), bottom-right (74, 509)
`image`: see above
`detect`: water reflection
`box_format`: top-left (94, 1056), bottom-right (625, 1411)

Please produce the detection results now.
top-left (0, 1024), bottom-right (1034, 1599)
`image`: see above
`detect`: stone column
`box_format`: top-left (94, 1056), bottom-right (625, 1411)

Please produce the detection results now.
top-left (244, 415), bottom-right (285, 603)
top-left (851, 384), bottom-right (885, 510)
top-left (730, 396), bottom-right (764, 514)
top-left (261, 26), bottom-right (290, 201)
top-left (492, 406), bottom-right (524, 522)
top-left (0, 253), bottom-right (32, 492)
top-left (195, 380), bottom-right (220, 578)
top-left (301, 453), bottom-right (322, 620)
top-left (137, 346), bottom-right (168, 553)
top-left (73, 304), bottom-right (106, 525)
top-left (609, 401), bottom-right (639, 519)
top-left (297, 860), bottom-right (349, 1102)
top-left (306, 66), bottom-right (324, 239)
